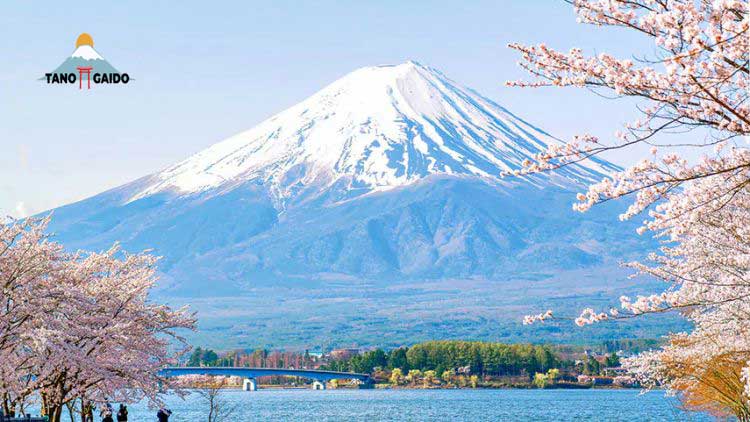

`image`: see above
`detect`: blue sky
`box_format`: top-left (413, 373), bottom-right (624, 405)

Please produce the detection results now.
top-left (1, 0), bottom-right (676, 217)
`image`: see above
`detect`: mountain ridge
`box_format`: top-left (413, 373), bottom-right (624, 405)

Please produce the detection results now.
top-left (42, 61), bottom-right (674, 348)
top-left (126, 61), bottom-right (617, 208)
top-left (43, 43), bottom-right (120, 78)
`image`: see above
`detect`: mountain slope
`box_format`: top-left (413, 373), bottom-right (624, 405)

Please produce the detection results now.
top-left (45, 61), bottom-right (676, 348)
top-left (47, 44), bottom-right (120, 76)
top-left (130, 61), bottom-right (616, 205)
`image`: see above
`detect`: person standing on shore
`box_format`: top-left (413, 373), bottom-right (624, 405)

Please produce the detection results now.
top-left (157, 407), bottom-right (172, 422)
top-left (83, 404), bottom-right (94, 422)
top-left (116, 404), bottom-right (128, 422)
top-left (101, 402), bottom-right (114, 422)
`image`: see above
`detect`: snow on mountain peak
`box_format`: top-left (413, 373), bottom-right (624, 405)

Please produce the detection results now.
top-left (70, 45), bottom-right (104, 61)
top-left (132, 61), bottom-right (613, 203)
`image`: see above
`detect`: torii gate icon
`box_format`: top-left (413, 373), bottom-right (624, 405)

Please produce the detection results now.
top-left (77, 66), bottom-right (93, 90)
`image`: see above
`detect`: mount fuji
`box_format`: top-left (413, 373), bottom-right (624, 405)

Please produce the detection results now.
top-left (45, 61), bottom-right (676, 348)
top-left (45, 42), bottom-right (120, 77)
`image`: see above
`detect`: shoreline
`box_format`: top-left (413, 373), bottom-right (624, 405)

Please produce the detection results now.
top-left (180, 384), bottom-right (640, 391)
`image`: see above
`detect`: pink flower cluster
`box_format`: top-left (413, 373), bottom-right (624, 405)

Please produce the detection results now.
top-left (522, 310), bottom-right (553, 325)
top-left (511, 0), bottom-right (750, 405)
top-left (507, 0), bottom-right (748, 218)
top-left (574, 308), bottom-right (609, 327)
top-left (0, 217), bottom-right (196, 418)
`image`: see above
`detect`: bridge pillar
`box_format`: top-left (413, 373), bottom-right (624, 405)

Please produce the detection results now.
top-left (312, 380), bottom-right (326, 390)
top-left (242, 378), bottom-right (257, 391)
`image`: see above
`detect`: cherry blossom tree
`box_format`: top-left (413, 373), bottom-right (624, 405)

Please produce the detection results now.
top-left (507, 1), bottom-right (748, 219)
top-left (32, 246), bottom-right (195, 422)
top-left (510, 1), bottom-right (749, 418)
top-left (0, 217), bottom-right (63, 416)
top-left (618, 174), bottom-right (750, 419)
top-left (0, 217), bottom-right (195, 422)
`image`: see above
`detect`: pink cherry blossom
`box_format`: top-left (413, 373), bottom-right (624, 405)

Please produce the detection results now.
top-left (515, 0), bottom-right (750, 411)
top-left (0, 217), bottom-right (195, 421)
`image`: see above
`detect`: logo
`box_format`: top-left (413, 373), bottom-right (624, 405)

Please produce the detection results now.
top-left (42, 33), bottom-right (130, 90)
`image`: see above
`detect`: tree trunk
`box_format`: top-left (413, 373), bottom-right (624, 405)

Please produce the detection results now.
top-left (40, 392), bottom-right (48, 417)
top-left (65, 400), bottom-right (77, 422)
top-left (48, 405), bottom-right (63, 422)
top-left (41, 393), bottom-right (64, 422)
top-left (81, 400), bottom-right (91, 422)
top-left (2, 394), bottom-right (15, 417)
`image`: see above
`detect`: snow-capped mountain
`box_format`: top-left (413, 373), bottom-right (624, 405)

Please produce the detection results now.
top-left (71, 44), bottom-right (105, 60)
top-left (45, 62), bottom-right (670, 348)
top-left (132, 61), bottom-right (614, 205)
top-left (46, 43), bottom-right (120, 76)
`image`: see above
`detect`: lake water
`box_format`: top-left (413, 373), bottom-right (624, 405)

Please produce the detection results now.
top-left (55, 389), bottom-right (709, 421)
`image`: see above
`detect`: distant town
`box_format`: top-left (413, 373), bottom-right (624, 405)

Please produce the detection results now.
top-left (179, 339), bottom-right (659, 390)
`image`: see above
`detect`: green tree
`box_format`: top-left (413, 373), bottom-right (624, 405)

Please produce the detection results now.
top-left (202, 349), bottom-right (219, 366)
top-left (188, 347), bottom-right (203, 366)
top-left (389, 368), bottom-right (403, 385)
top-left (423, 370), bottom-right (437, 387)
top-left (187, 347), bottom-right (219, 366)
top-left (388, 347), bottom-right (409, 371)
top-left (358, 349), bottom-right (388, 373)
top-left (583, 356), bottom-right (601, 375)
top-left (441, 369), bottom-right (454, 384)
top-left (533, 372), bottom-right (548, 388)
top-left (321, 341), bottom-right (564, 381)
top-left (604, 352), bottom-right (620, 368)
top-left (406, 369), bottom-right (422, 384)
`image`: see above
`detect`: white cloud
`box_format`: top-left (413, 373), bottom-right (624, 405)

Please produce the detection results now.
top-left (14, 202), bottom-right (29, 218)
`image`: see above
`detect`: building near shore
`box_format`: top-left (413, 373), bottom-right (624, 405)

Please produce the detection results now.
top-left (329, 348), bottom-right (361, 360)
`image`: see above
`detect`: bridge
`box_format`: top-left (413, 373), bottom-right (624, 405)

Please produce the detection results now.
top-left (159, 367), bottom-right (371, 391)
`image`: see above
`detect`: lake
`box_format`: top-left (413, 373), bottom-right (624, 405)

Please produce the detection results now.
top-left (55, 389), bottom-right (710, 421)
